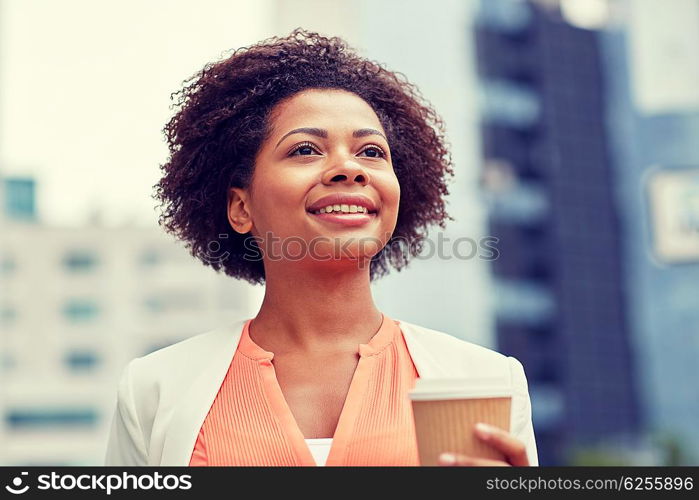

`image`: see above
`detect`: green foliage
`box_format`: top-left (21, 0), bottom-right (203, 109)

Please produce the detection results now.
top-left (565, 430), bottom-right (696, 466)
top-left (567, 446), bottom-right (634, 466)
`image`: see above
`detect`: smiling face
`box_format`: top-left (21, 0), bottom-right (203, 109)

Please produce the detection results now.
top-left (228, 88), bottom-right (401, 269)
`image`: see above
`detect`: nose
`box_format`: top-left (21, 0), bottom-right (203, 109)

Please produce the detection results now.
top-left (322, 158), bottom-right (370, 186)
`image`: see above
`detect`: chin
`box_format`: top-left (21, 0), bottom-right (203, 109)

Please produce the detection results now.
top-left (303, 237), bottom-right (383, 263)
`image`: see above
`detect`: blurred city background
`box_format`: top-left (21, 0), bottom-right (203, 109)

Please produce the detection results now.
top-left (1, 0), bottom-right (697, 465)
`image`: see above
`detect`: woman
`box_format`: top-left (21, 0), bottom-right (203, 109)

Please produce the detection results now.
top-left (104, 28), bottom-right (538, 467)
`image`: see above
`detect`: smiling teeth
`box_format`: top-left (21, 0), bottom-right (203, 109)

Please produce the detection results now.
top-left (314, 204), bottom-right (369, 214)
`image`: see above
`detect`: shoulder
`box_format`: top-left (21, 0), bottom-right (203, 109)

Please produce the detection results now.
top-left (123, 319), bottom-right (247, 406)
top-left (398, 319), bottom-right (507, 359)
top-left (397, 319), bottom-right (515, 378)
top-left (131, 322), bottom-right (240, 373)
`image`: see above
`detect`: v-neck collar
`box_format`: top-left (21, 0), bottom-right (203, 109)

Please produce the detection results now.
top-left (238, 313), bottom-right (397, 466)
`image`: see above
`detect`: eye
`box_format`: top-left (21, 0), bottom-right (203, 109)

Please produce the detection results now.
top-left (358, 145), bottom-right (386, 158)
top-left (288, 141), bottom-right (320, 156)
top-left (287, 142), bottom-right (387, 158)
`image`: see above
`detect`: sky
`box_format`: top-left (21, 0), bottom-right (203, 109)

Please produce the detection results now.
top-left (6, 0), bottom-right (695, 229)
top-left (0, 0), bottom-right (275, 227)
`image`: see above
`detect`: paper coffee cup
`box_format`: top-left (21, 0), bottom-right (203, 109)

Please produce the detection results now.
top-left (409, 377), bottom-right (512, 466)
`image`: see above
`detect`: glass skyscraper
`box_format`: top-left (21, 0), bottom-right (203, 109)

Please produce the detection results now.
top-left (475, 0), bottom-right (643, 465)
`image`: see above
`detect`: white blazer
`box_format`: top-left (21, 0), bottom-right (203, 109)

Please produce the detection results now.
top-left (104, 318), bottom-right (539, 466)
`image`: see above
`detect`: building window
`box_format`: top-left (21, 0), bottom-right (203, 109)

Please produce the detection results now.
top-left (480, 79), bottom-right (540, 128)
top-left (62, 299), bottom-right (100, 323)
top-left (139, 248), bottom-right (162, 268)
top-left (62, 251), bottom-right (98, 272)
top-left (64, 350), bottom-right (100, 371)
top-left (529, 384), bottom-right (565, 429)
top-left (483, 160), bottom-right (550, 224)
top-left (3, 177), bottom-right (36, 221)
top-left (143, 296), bottom-right (164, 313)
top-left (5, 408), bottom-right (98, 429)
top-left (0, 304), bottom-right (17, 325)
top-left (477, 0), bottom-right (532, 33)
top-left (1, 352), bottom-right (15, 372)
top-left (493, 278), bottom-right (556, 325)
top-left (0, 255), bottom-right (16, 276)
top-left (143, 291), bottom-right (202, 314)
top-left (139, 248), bottom-right (164, 268)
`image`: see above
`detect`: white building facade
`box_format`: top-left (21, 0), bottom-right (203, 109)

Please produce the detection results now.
top-left (0, 216), bottom-right (261, 465)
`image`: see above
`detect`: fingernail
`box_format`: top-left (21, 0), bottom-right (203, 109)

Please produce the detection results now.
top-left (438, 452), bottom-right (456, 465)
top-left (475, 422), bottom-right (495, 437)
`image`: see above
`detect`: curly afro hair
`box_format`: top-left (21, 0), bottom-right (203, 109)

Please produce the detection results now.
top-left (154, 28), bottom-right (455, 285)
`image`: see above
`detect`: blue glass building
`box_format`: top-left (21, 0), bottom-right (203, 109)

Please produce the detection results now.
top-left (600, 15), bottom-right (699, 464)
top-left (474, 0), bottom-right (643, 465)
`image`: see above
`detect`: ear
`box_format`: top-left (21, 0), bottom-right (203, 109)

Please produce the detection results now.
top-left (227, 187), bottom-right (254, 234)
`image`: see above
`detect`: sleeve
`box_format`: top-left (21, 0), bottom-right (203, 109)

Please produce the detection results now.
top-left (507, 356), bottom-right (539, 466)
top-left (104, 359), bottom-right (149, 466)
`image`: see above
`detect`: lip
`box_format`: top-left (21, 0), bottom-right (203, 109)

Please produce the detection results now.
top-left (306, 193), bottom-right (378, 214)
top-left (307, 210), bottom-right (377, 227)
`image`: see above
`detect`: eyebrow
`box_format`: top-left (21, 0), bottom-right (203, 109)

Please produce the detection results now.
top-left (274, 127), bottom-right (387, 150)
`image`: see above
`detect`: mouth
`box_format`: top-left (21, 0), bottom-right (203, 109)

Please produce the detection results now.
top-left (308, 205), bottom-right (378, 216)
top-left (307, 205), bottom-right (378, 227)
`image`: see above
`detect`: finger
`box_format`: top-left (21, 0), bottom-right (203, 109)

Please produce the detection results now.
top-left (438, 452), bottom-right (509, 467)
top-left (473, 423), bottom-right (530, 466)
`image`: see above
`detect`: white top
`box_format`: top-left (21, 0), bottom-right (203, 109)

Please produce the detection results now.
top-left (305, 438), bottom-right (333, 466)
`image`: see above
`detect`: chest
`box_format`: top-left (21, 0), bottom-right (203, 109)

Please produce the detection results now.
top-left (271, 352), bottom-right (361, 438)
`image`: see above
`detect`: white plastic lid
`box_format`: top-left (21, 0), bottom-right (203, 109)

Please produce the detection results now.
top-left (408, 377), bottom-right (512, 401)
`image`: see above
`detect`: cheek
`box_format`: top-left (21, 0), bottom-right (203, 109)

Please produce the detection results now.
top-left (380, 175), bottom-right (401, 218)
top-left (374, 175), bottom-right (401, 242)
top-left (250, 170), bottom-right (310, 226)
top-left (259, 169), bottom-right (299, 198)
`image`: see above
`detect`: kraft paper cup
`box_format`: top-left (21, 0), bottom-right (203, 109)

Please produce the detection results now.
top-left (409, 377), bottom-right (512, 466)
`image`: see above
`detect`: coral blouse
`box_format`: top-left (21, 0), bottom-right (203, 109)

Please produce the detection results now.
top-left (189, 313), bottom-right (420, 466)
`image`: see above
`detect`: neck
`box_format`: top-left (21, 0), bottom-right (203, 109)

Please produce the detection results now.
top-left (250, 260), bottom-right (383, 355)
